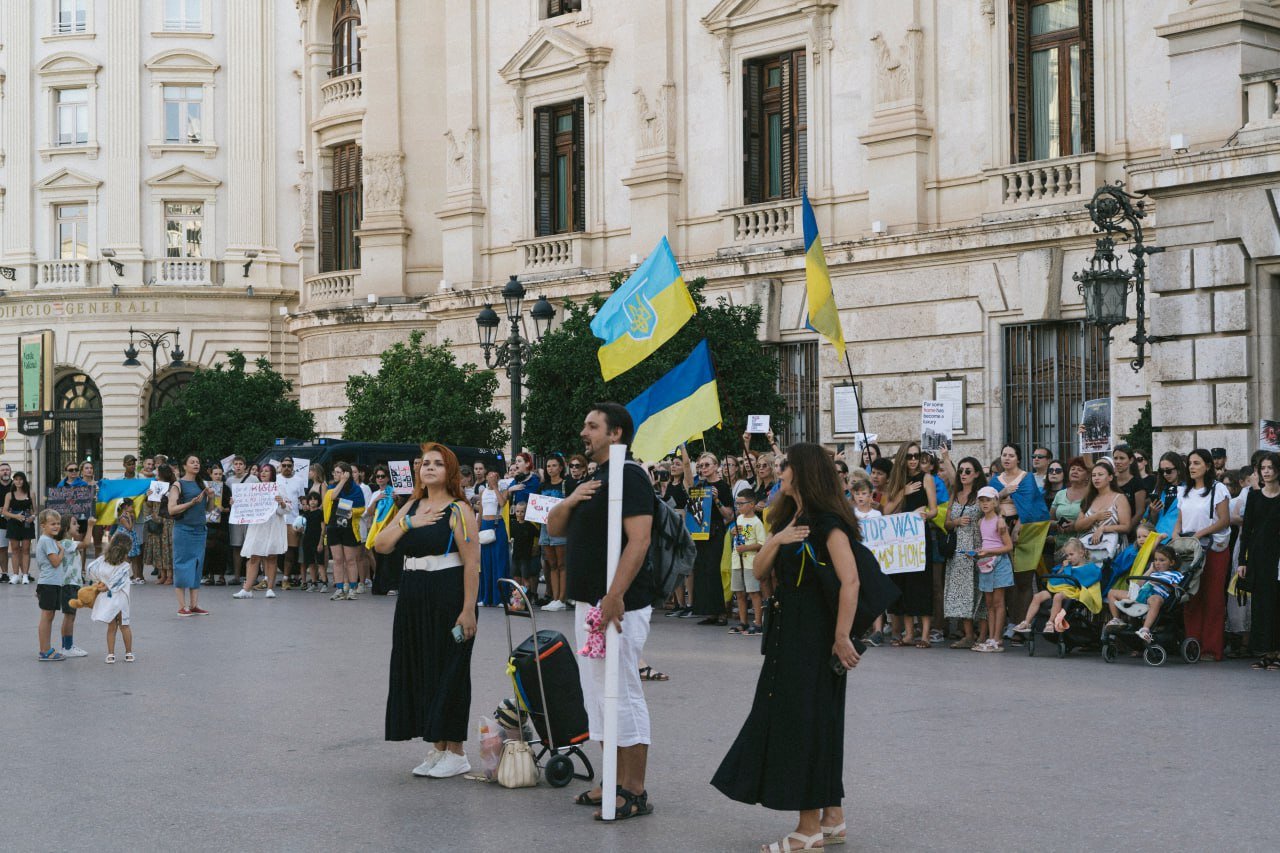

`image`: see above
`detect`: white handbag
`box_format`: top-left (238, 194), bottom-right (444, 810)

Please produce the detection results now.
top-left (496, 738), bottom-right (538, 788)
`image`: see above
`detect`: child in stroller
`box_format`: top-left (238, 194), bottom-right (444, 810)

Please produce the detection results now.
top-left (1101, 537), bottom-right (1205, 665)
top-left (1012, 538), bottom-right (1091, 636)
top-left (1104, 543), bottom-right (1182, 643)
top-left (1011, 538), bottom-right (1109, 656)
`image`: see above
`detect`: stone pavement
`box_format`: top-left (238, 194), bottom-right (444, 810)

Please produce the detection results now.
top-left (2, 581), bottom-right (1276, 853)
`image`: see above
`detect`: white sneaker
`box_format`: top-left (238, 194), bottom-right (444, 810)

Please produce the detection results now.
top-left (426, 750), bottom-right (471, 778)
top-left (345, 589), bottom-right (358, 600)
top-left (330, 588), bottom-right (347, 601)
top-left (541, 600), bottom-right (566, 612)
top-left (412, 748), bottom-right (445, 777)
top-left (264, 589), bottom-right (276, 599)
top-left (6, 574), bottom-right (16, 585)
top-left (21, 574), bottom-right (31, 584)
top-left (64, 645), bottom-right (89, 658)
top-left (232, 589), bottom-right (253, 599)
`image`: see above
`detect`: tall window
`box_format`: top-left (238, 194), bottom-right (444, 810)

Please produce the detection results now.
top-left (331, 0), bottom-right (361, 77)
top-left (163, 0), bottom-right (202, 32)
top-left (744, 50), bottom-right (806, 204)
top-left (775, 341), bottom-right (819, 445)
top-left (320, 143), bottom-right (362, 272)
top-left (55, 0), bottom-right (87, 34)
top-left (56, 204), bottom-right (89, 260)
top-left (164, 203), bottom-right (204, 258)
top-left (56, 88), bottom-right (89, 146)
top-left (1003, 321), bottom-right (1110, 462)
top-left (533, 101), bottom-right (584, 237)
top-left (163, 86), bottom-right (203, 143)
top-left (1011, 0), bottom-right (1093, 162)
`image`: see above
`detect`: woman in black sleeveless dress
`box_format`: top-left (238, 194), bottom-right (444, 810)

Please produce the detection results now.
top-left (712, 443), bottom-right (862, 853)
top-left (882, 443), bottom-right (937, 647)
top-left (374, 444), bottom-right (480, 779)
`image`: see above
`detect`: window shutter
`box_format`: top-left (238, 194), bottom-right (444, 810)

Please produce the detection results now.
top-left (794, 49), bottom-right (808, 197)
top-left (319, 190), bottom-right (337, 273)
top-left (548, 0), bottom-right (563, 17)
top-left (743, 61), bottom-right (763, 205)
top-left (780, 53), bottom-right (794, 199)
top-left (1009, 1), bottom-right (1030, 163)
top-left (572, 100), bottom-right (586, 232)
top-left (1080, 0), bottom-right (1095, 154)
top-left (533, 108), bottom-right (553, 237)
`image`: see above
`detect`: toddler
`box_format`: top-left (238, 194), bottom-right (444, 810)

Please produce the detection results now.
top-left (1104, 543), bottom-right (1183, 644)
top-left (86, 533), bottom-right (137, 663)
top-left (1012, 538), bottom-right (1090, 637)
top-left (108, 500), bottom-right (144, 583)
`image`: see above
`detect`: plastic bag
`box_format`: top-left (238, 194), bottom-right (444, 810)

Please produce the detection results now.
top-left (477, 716), bottom-right (502, 781)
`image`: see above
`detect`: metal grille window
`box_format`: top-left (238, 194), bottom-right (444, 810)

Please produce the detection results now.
top-left (1003, 320), bottom-right (1110, 462)
top-left (46, 373), bottom-right (102, 485)
top-left (775, 340), bottom-right (819, 445)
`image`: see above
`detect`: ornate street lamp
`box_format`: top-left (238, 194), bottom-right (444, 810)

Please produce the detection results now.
top-left (1072, 182), bottom-right (1168, 371)
top-left (475, 275), bottom-right (556, 458)
top-left (122, 328), bottom-right (185, 411)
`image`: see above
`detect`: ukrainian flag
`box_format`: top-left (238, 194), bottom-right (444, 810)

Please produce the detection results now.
top-left (364, 489), bottom-right (397, 551)
top-left (1046, 562), bottom-right (1104, 614)
top-left (94, 478), bottom-right (153, 526)
top-left (626, 340), bottom-right (722, 463)
top-left (802, 189), bottom-right (845, 352)
top-left (591, 236), bottom-right (696, 381)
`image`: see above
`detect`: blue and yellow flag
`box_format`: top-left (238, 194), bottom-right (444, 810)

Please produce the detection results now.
top-left (591, 236), bottom-right (696, 381)
top-left (364, 488), bottom-right (398, 551)
top-left (1012, 520), bottom-right (1052, 574)
top-left (802, 190), bottom-right (845, 352)
top-left (1046, 562), bottom-right (1105, 614)
top-left (95, 478), bottom-right (153, 527)
top-left (626, 340), bottom-right (722, 463)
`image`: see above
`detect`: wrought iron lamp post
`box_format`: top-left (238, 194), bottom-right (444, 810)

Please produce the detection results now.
top-left (1072, 182), bottom-right (1169, 371)
top-left (475, 275), bottom-right (556, 459)
top-left (122, 328), bottom-right (185, 411)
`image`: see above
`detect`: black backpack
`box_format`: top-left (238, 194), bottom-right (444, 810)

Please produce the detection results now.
top-left (624, 462), bottom-right (697, 607)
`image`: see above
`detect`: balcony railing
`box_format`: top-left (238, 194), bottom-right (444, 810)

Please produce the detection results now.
top-left (320, 72), bottom-right (364, 109)
top-left (156, 258), bottom-right (214, 286)
top-left (728, 199), bottom-right (798, 243)
top-left (987, 154), bottom-right (1101, 208)
top-left (37, 260), bottom-right (90, 287)
top-left (305, 270), bottom-right (359, 306)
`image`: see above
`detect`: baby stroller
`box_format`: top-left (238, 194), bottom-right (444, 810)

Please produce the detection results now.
top-left (498, 578), bottom-right (595, 788)
top-left (1101, 537), bottom-right (1205, 667)
top-left (1025, 583), bottom-right (1104, 658)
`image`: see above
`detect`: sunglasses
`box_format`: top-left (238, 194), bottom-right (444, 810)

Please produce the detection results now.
top-left (1048, 467), bottom-right (1064, 474)
top-left (958, 468), bottom-right (976, 475)
top-left (1160, 467), bottom-right (1177, 475)
top-left (905, 453), bottom-right (919, 460)
top-left (1033, 453), bottom-right (1050, 459)
top-left (375, 473), bottom-right (388, 479)
top-left (779, 459), bottom-right (790, 470)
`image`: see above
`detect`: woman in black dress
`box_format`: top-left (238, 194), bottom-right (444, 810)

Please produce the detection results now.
top-left (375, 443), bottom-right (480, 779)
top-left (2, 472), bottom-right (36, 583)
top-left (1238, 451), bottom-right (1280, 669)
top-left (682, 447), bottom-right (734, 625)
top-left (881, 442), bottom-right (937, 647)
top-left (712, 443), bottom-right (861, 853)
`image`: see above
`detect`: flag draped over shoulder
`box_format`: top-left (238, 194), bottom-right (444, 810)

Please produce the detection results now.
top-left (802, 190), bottom-right (845, 352)
top-left (364, 489), bottom-right (398, 551)
top-left (1046, 562), bottom-right (1105, 614)
top-left (591, 236), bottom-right (696, 381)
top-left (626, 340), bottom-right (722, 463)
top-left (95, 479), bottom-right (153, 526)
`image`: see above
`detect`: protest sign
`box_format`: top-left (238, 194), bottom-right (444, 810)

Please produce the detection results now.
top-left (389, 460), bottom-right (414, 495)
top-left (1080, 398), bottom-right (1112, 454)
top-left (229, 481), bottom-right (279, 525)
top-left (47, 485), bottom-right (95, 519)
top-left (858, 512), bottom-right (927, 575)
top-left (746, 415), bottom-right (771, 434)
top-left (920, 401), bottom-right (953, 452)
top-left (1260, 419), bottom-right (1280, 452)
top-left (524, 492), bottom-right (562, 525)
top-left (220, 454), bottom-right (236, 474)
top-left (205, 481), bottom-right (224, 523)
top-left (146, 480), bottom-right (169, 502)
top-left (853, 433), bottom-right (879, 452)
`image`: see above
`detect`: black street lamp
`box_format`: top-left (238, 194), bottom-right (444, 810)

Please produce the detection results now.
top-left (1073, 182), bottom-right (1169, 371)
top-left (475, 275), bottom-right (556, 458)
top-left (123, 327), bottom-right (185, 411)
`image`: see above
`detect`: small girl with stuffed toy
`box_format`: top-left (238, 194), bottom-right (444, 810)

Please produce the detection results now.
top-left (86, 533), bottom-right (137, 663)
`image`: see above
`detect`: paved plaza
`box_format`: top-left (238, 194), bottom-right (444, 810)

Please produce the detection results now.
top-left (2, 581), bottom-right (1276, 853)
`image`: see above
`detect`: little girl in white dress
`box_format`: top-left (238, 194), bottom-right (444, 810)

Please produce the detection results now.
top-left (87, 532), bottom-right (136, 663)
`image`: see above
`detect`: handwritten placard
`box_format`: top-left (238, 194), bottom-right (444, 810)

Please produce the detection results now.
top-left (858, 512), bottom-right (927, 575)
top-left (746, 414), bottom-right (771, 434)
top-left (47, 485), bottom-right (96, 519)
top-left (229, 481), bottom-right (279, 525)
top-left (524, 492), bottom-right (563, 525)
top-left (389, 460), bottom-right (414, 495)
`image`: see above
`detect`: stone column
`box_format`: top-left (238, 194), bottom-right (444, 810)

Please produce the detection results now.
top-left (2, 0), bottom-right (36, 283)
top-left (436, 0), bottom-right (487, 291)
top-left (104, 0), bottom-right (144, 277)
top-left (226, 0), bottom-right (267, 269)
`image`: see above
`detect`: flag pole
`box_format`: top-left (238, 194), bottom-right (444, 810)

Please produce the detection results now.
top-left (842, 350), bottom-right (871, 452)
top-left (600, 441), bottom-right (625, 821)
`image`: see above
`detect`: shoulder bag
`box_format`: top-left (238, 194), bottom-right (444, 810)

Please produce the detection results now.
top-left (496, 726), bottom-right (538, 789)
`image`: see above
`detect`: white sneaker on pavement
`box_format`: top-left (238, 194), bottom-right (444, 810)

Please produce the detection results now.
top-left (412, 749), bottom-right (445, 777)
top-left (426, 751), bottom-right (471, 778)
top-left (264, 589), bottom-right (277, 599)
top-left (232, 589), bottom-right (253, 599)
top-left (64, 645), bottom-right (89, 658)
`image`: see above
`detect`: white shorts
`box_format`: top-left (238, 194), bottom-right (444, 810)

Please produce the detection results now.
top-left (731, 565), bottom-right (760, 594)
top-left (574, 602), bottom-right (652, 748)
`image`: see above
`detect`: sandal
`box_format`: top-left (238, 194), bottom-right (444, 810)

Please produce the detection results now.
top-left (1251, 659), bottom-right (1270, 670)
top-left (637, 666), bottom-right (669, 682)
top-left (593, 787), bottom-right (654, 821)
top-left (822, 821), bottom-right (847, 845)
top-left (104, 654), bottom-right (116, 664)
top-left (1266, 661), bottom-right (1280, 672)
top-left (574, 788), bottom-right (605, 806)
top-left (124, 652), bottom-right (135, 662)
top-left (762, 831), bottom-right (824, 852)
top-left (895, 636), bottom-right (913, 647)
top-left (950, 637), bottom-right (975, 650)
top-left (914, 639), bottom-right (931, 649)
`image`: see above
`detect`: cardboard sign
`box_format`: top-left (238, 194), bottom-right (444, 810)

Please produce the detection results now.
top-left (859, 512), bottom-right (927, 575)
top-left (746, 414), bottom-right (771, 434)
top-left (146, 480), bottom-right (170, 503)
top-left (1080, 398), bottom-right (1113, 454)
top-left (228, 481), bottom-right (279, 525)
top-left (1260, 419), bottom-right (1280, 453)
top-left (47, 485), bottom-right (96, 519)
top-left (524, 492), bottom-right (563, 525)
top-left (920, 401), bottom-right (953, 452)
top-left (389, 460), bottom-right (414, 495)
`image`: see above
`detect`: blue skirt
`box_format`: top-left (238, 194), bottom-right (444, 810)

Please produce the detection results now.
top-left (479, 518), bottom-right (509, 606)
top-left (172, 524), bottom-right (207, 590)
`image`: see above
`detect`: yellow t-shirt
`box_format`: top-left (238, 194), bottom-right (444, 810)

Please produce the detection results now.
top-left (732, 514), bottom-right (767, 574)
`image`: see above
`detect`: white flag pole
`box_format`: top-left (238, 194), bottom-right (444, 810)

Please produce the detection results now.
top-left (600, 441), bottom-right (625, 821)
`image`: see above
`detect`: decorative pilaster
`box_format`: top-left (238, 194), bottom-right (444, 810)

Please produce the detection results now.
top-left (105, 0), bottom-right (144, 269)
top-left (3, 0), bottom-right (36, 279)
top-left (226, 0), bottom-right (266, 261)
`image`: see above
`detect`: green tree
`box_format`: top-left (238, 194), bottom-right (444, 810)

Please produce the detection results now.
top-left (140, 350), bottom-right (316, 460)
top-left (523, 276), bottom-right (788, 457)
top-left (1121, 400), bottom-right (1153, 457)
top-left (341, 330), bottom-right (508, 449)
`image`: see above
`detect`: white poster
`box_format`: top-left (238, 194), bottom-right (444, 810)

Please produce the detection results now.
top-left (229, 481), bottom-right (280, 525)
top-left (146, 480), bottom-right (169, 503)
top-left (220, 454), bottom-right (236, 474)
top-left (859, 512), bottom-right (927, 575)
top-left (524, 492), bottom-right (562, 525)
top-left (389, 460), bottom-right (414, 495)
top-left (746, 414), bottom-right (771, 434)
top-left (853, 433), bottom-right (879, 452)
top-left (832, 385), bottom-right (862, 436)
top-left (920, 401), bottom-right (954, 452)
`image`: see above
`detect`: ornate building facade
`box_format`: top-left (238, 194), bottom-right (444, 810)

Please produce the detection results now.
top-left (0, 0), bottom-right (302, 482)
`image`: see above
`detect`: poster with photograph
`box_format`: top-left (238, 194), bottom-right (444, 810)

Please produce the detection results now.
top-left (205, 481), bottom-right (224, 523)
top-left (146, 480), bottom-right (169, 503)
top-left (1260, 420), bottom-right (1280, 452)
top-left (389, 460), bottom-right (414, 495)
top-left (920, 401), bottom-right (953, 452)
top-left (1080, 398), bottom-right (1113, 454)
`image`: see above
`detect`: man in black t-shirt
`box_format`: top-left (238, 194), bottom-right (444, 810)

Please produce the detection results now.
top-left (547, 402), bottom-right (655, 820)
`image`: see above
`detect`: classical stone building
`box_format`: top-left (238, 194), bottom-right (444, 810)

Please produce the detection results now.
top-left (0, 0), bottom-right (302, 485)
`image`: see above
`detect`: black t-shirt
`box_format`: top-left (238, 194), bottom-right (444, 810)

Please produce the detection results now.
top-left (565, 460), bottom-right (655, 610)
top-left (1117, 475), bottom-right (1148, 518)
top-left (659, 482), bottom-right (688, 510)
top-left (511, 519), bottom-right (538, 559)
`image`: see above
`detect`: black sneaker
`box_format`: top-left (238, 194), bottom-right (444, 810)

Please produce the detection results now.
top-left (677, 608), bottom-right (698, 619)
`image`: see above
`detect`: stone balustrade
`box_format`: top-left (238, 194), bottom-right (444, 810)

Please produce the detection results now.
top-left (37, 259), bottom-right (91, 287)
top-left (305, 270), bottom-right (358, 306)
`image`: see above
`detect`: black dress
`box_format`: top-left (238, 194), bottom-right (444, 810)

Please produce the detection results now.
top-left (712, 511), bottom-right (850, 811)
top-left (691, 478), bottom-right (733, 616)
top-left (6, 495), bottom-right (34, 541)
top-left (888, 473), bottom-right (933, 617)
top-left (385, 501), bottom-right (473, 744)
top-left (1239, 488), bottom-right (1280, 655)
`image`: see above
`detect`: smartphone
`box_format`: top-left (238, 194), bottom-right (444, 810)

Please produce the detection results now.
top-left (451, 624), bottom-right (466, 644)
top-left (829, 637), bottom-right (867, 674)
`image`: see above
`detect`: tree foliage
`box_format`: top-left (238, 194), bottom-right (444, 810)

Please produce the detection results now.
top-left (341, 330), bottom-right (508, 450)
top-left (523, 276), bottom-right (788, 457)
top-left (140, 350), bottom-right (316, 461)
top-left (1121, 400), bottom-right (1153, 457)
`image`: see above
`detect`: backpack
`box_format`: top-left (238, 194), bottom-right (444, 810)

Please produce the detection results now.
top-left (624, 461), bottom-right (697, 607)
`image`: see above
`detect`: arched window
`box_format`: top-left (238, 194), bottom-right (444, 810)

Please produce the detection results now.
top-left (149, 369), bottom-right (195, 414)
top-left (331, 0), bottom-right (361, 78)
top-left (47, 372), bottom-right (103, 483)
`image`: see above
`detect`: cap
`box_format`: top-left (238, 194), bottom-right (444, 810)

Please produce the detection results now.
top-left (1210, 447), bottom-right (1227, 459)
top-left (977, 486), bottom-right (999, 500)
